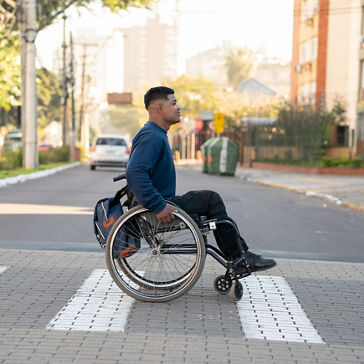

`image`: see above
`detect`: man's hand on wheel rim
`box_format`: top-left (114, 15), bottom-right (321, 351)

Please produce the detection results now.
top-left (156, 204), bottom-right (177, 224)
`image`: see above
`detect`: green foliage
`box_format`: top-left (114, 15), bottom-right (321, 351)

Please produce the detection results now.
top-left (225, 49), bottom-right (254, 90)
top-left (1, 0), bottom-right (156, 126)
top-left (0, 146), bottom-right (70, 170)
top-left (39, 146), bottom-right (71, 164)
top-left (0, 30), bottom-right (20, 111)
top-left (0, 149), bottom-right (22, 170)
top-left (320, 157), bottom-right (364, 168)
top-left (37, 0), bottom-right (156, 31)
top-left (37, 68), bottom-right (61, 128)
top-left (0, 162), bottom-right (72, 178)
top-left (274, 103), bottom-right (333, 161)
top-left (166, 75), bottom-right (220, 119)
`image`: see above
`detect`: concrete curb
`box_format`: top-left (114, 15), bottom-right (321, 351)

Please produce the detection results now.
top-left (243, 176), bottom-right (364, 214)
top-left (177, 164), bottom-right (364, 213)
top-left (0, 162), bottom-right (81, 188)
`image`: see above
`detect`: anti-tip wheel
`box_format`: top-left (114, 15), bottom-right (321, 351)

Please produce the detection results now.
top-left (213, 275), bottom-right (232, 295)
top-left (230, 281), bottom-right (243, 302)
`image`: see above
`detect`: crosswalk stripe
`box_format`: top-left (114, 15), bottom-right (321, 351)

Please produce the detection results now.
top-left (237, 275), bottom-right (324, 344)
top-left (46, 269), bottom-right (134, 332)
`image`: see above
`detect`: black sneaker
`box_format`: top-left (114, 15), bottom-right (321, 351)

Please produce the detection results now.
top-left (244, 251), bottom-right (277, 272)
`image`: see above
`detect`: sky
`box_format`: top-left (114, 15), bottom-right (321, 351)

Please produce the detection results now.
top-left (35, 0), bottom-right (294, 75)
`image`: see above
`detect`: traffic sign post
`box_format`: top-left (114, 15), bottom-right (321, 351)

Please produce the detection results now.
top-left (214, 113), bottom-right (224, 134)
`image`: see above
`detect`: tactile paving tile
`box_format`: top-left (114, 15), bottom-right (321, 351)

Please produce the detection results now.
top-left (47, 269), bottom-right (134, 332)
top-left (237, 275), bottom-right (324, 344)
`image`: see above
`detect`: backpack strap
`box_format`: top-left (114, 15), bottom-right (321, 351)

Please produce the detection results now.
top-left (110, 187), bottom-right (127, 208)
top-left (123, 185), bottom-right (138, 209)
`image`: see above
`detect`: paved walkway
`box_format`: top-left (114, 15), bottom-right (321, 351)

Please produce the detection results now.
top-left (0, 249), bottom-right (364, 363)
top-left (177, 161), bottom-right (364, 213)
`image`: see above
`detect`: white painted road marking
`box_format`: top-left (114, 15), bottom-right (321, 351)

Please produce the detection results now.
top-left (0, 266), bottom-right (7, 274)
top-left (237, 275), bottom-right (324, 344)
top-left (47, 269), bottom-right (134, 332)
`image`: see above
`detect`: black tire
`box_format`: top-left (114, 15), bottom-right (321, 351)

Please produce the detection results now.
top-left (230, 281), bottom-right (243, 302)
top-left (213, 275), bottom-right (232, 295)
top-left (105, 205), bottom-right (206, 302)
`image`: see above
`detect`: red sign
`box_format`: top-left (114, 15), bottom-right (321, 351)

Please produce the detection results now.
top-left (107, 92), bottom-right (133, 105)
top-left (195, 118), bottom-right (204, 132)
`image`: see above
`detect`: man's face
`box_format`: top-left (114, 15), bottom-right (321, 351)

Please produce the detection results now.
top-left (160, 94), bottom-right (181, 125)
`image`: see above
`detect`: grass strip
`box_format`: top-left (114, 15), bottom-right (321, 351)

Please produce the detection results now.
top-left (0, 162), bottom-right (74, 179)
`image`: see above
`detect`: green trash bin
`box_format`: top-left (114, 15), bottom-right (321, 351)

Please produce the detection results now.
top-left (201, 138), bottom-right (216, 173)
top-left (207, 138), bottom-right (221, 175)
top-left (207, 137), bottom-right (239, 176)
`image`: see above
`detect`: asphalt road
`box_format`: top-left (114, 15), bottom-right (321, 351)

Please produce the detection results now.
top-left (0, 164), bottom-right (363, 262)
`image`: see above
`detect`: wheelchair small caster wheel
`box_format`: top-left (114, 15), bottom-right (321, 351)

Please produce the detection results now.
top-left (230, 281), bottom-right (243, 302)
top-left (213, 275), bottom-right (232, 295)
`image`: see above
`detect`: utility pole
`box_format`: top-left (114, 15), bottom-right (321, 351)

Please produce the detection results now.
top-left (23, 0), bottom-right (38, 169)
top-left (78, 43), bottom-right (97, 155)
top-left (69, 32), bottom-right (76, 158)
top-left (79, 44), bottom-right (87, 154)
top-left (18, 0), bottom-right (26, 159)
top-left (61, 0), bottom-right (68, 147)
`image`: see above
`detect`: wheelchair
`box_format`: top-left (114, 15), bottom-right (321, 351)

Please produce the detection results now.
top-left (105, 174), bottom-right (251, 303)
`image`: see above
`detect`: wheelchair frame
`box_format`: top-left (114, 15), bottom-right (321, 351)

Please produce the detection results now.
top-left (105, 174), bottom-right (251, 302)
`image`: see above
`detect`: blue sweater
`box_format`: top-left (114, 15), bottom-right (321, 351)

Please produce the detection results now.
top-left (126, 121), bottom-right (176, 213)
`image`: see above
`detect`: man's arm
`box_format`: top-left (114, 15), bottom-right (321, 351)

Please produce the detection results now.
top-left (126, 137), bottom-right (166, 214)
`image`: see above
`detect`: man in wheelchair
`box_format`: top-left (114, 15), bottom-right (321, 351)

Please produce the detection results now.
top-left (126, 86), bottom-right (276, 274)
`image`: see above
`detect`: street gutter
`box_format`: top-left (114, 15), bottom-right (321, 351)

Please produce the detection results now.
top-left (0, 162), bottom-right (81, 188)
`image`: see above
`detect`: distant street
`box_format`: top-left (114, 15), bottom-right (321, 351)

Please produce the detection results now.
top-left (0, 164), bottom-right (363, 262)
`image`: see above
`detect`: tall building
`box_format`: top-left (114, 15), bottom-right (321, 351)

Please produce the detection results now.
top-left (122, 16), bottom-right (178, 92)
top-left (290, 0), bottom-right (362, 154)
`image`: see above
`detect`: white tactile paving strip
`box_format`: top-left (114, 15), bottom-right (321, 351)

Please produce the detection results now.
top-left (47, 269), bottom-right (134, 332)
top-left (237, 275), bottom-right (325, 344)
top-left (0, 266), bottom-right (7, 274)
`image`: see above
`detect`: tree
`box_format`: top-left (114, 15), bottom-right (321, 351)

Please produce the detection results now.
top-left (275, 103), bottom-right (338, 161)
top-left (225, 49), bottom-right (254, 90)
top-left (37, 68), bottom-right (62, 129)
top-left (0, 30), bottom-right (20, 111)
top-left (37, 0), bottom-right (156, 31)
top-left (165, 75), bottom-right (220, 119)
top-left (0, 0), bottom-right (156, 125)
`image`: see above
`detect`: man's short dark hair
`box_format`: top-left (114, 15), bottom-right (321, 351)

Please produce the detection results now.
top-left (144, 86), bottom-right (175, 110)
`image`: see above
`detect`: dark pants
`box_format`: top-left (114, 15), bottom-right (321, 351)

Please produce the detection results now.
top-left (170, 190), bottom-right (249, 259)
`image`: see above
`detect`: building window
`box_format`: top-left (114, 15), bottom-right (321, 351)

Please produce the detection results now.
top-left (337, 126), bottom-right (349, 147)
top-left (299, 37), bottom-right (318, 64)
top-left (301, 0), bottom-right (319, 21)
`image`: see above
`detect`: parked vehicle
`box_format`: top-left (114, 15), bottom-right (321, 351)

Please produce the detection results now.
top-left (3, 130), bottom-right (22, 151)
top-left (90, 135), bottom-right (130, 170)
top-left (39, 143), bottom-right (54, 152)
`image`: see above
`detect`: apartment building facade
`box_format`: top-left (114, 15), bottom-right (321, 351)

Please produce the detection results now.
top-left (122, 16), bottom-right (178, 92)
top-left (291, 0), bottom-right (363, 156)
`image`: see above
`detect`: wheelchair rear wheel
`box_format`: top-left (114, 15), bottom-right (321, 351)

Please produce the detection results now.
top-left (105, 205), bottom-right (206, 302)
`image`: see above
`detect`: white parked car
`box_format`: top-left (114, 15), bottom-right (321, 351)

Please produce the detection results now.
top-left (90, 135), bottom-right (130, 170)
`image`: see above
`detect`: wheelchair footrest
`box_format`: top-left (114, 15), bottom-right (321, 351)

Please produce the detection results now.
top-left (197, 218), bottom-right (218, 230)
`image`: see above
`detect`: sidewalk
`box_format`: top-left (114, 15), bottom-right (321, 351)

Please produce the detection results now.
top-left (176, 160), bottom-right (364, 213)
